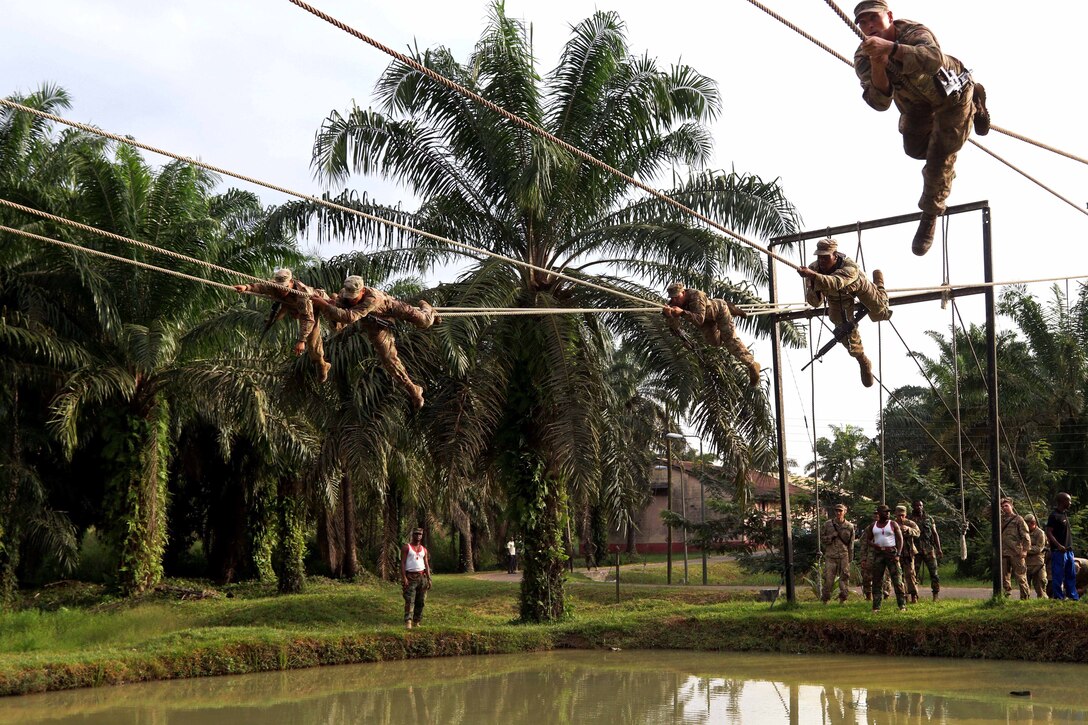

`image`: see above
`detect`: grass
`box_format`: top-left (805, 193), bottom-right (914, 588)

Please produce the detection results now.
top-left (0, 573), bottom-right (1084, 698)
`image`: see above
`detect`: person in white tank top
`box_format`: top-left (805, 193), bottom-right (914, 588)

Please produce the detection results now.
top-left (863, 505), bottom-right (908, 611)
top-left (401, 528), bottom-right (431, 628)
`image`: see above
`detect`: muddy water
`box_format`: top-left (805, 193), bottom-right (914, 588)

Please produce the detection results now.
top-left (3, 650), bottom-right (1086, 724)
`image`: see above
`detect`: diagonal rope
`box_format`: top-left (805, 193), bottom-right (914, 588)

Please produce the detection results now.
top-left (0, 98), bottom-right (665, 310)
top-left (967, 139), bottom-right (1088, 217)
top-left (887, 274), bottom-right (1088, 295)
top-left (0, 197), bottom-right (304, 297)
top-left (285, 0), bottom-right (801, 270)
top-left (744, 0), bottom-right (854, 65)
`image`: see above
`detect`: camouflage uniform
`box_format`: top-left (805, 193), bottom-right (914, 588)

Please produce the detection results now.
top-left (1025, 520), bottom-right (1049, 599)
top-left (805, 249), bottom-right (890, 362)
top-left (896, 511), bottom-right (921, 602)
top-left (667, 287), bottom-right (760, 384)
top-left (910, 511), bottom-right (941, 598)
top-left (320, 279), bottom-right (435, 408)
top-left (821, 513), bottom-right (855, 603)
top-left (869, 518), bottom-right (907, 611)
top-left (1000, 509), bottom-right (1031, 599)
top-left (245, 277), bottom-right (330, 379)
top-left (854, 19), bottom-right (976, 216)
top-left (857, 516), bottom-right (891, 600)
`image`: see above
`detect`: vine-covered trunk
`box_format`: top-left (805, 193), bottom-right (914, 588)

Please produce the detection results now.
top-left (340, 473), bottom-right (358, 579)
top-left (513, 459), bottom-right (568, 622)
top-left (113, 403), bottom-right (170, 596)
top-left (249, 483), bottom-right (276, 582)
top-left (275, 476), bottom-right (306, 594)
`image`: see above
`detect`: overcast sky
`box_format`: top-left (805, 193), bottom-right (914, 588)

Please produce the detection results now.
top-left (5, 1), bottom-right (1086, 472)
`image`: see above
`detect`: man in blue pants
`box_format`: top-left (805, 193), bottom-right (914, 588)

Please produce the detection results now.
top-left (1046, 493), bottom-right (1079, 600)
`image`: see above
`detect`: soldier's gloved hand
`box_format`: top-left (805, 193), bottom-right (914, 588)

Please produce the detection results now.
top-left (233, 284), bottom-right (249, 293)
top-left (293, 341), bottom-right (306, 356)
top-left (731, 305), bottom-right (748, 319)
top-left (797, 267), bottom-right (817, 279)
top-left (311, 295), bottom-right (330, 308)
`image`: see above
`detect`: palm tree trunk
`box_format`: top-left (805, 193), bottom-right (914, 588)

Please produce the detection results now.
top-left (378, 479), bottom-right (400, 581)
top-left (115, 404), bottom-right (170, 596)
top-left (450, 501), bottom-right (475, 573)
top-left (341, 473), bottom-right (358, 579)
top-left (507, 453), bottom-right (567, 622)
top-left (275, 476), bottom-right (306, 594)
top-left (316, 504), bottom-right (344, 577)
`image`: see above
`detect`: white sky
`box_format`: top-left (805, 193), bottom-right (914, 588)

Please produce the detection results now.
top-left (5, 1), bottom-right (1086, 472)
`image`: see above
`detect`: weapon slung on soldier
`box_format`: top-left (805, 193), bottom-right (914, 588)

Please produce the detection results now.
top-left (935, 67), bottom-right (972, 98)
top-left (801, 308), bottom-right (870, 371)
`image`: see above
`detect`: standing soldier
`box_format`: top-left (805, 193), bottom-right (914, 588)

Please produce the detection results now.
top-left (821, 503), bottom-right (855, 604)
top-left (663, 283), bottom-right (761, 386)
top-left (910, 500), bottom-right (942, 601)
top-left (857, 510), bottom-right (892, 601)
top-left (234, 268), bottom-right (331, 382)
top-left (999, 498), bottom-right (1031, 599)
top-left (852, 1), bottom-right (990, 255)
top-left (798, 239), bottom-right (890, 387)
top-left (864, 504), bottom-right (907, 612)
top-left (400, 527), bottom-right (431, 629)
top-left (313, 275), bottom-right (436, 409)
top-left (894, 505), bottom-right (921, 603)
top-left (1024, 514), bottom-right (1049, 599)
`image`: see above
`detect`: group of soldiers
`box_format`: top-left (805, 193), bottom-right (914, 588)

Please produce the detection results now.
top-left (234, 269), bottom-right (436, 408)
top-left (821, 500), bottom-right (941, 611)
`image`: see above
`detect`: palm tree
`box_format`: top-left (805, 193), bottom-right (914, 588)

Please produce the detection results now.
top-left (284, 5), bottom-right (800, 620)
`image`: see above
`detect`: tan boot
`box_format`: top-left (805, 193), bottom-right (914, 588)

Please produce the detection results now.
top-left (410, 384), bottom-right (425, 409)
top-left (872, 269), bottom-right (885, 290)
top-left (418, 300), bottom-right (437, 328)
top-left (318, 361), bottom-right (332, 383)
top-left (913, 214), bottom-right (936, 256)
top-left (405, 620), bottom-right (413, 630)
top-left (858, 355), bottom-right (874, 388)
top-left (748, 361), bottom-right (761, 387)
top-left (973, 83), bottom-right (990, 136)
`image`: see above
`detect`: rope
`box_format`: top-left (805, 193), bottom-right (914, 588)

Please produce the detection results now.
top-left (744, 1), bottom-right (1088, 197)
top-left (967, 140), bottom-right (1088, 218)
top-left (0, 197), bottom-right (303, 297)
top-left (435, 307), bottom-right (659, 317)
top-left (1, 224), bottom-right (241, 294)
top-left (285, 0), bottom-right (800, 271)
top-left (0, 98), bottom-right (664, 311)
top-left (887, 273), bottom-right (1088, 295)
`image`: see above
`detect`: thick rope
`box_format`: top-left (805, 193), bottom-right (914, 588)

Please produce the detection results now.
top-left (0, 197), bottom-right (302, 296)
top-left (286, 0), bottom-right (800, 271)
top-left (823, 0), bottom-right (864, 41)
top-left (2, 224), bottom-right (242, 294)
top-left (990, 125), bottom-right (1088, 167)
top-left (0, 98), bottom-right (664, 310)
top-left (436, 307), bottom-right (659, 317)
top-left (744, 0), bottom-right (854, 65)
top-left (887, 273), bottom-right (1088, 295)
top-left (967, 139), bottom-right (1088, 218)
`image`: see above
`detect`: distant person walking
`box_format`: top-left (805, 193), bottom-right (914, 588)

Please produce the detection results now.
top-left (401, 528), bottom-right (431, 628)
top-left (1046, 493), bottom-right (1079, 600)
top-left (506, 538), bottom-right (517, 574)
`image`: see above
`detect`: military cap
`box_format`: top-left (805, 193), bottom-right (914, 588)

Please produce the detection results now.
top-left (272, 268), bottom-right (293, 284)
top-left (666, 281), bottom-right (685, 296)
top-left (814, 238), bottom-right (838, 256)
top-left (1024, 514), bottom-right (1037, 524)
top-left (853, 0), bottom-right (889, 23)
top-left (894, 505), bottom-right (908, 515)
top-left (340, 275), bottom-right (365, 295)
top-left (832, 503), bottom-right (846, 512)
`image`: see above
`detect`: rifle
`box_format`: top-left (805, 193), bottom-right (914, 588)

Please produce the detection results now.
top-left (260, 302), bottom-right (287, 341)
top-left (801, 308), bottom-right (869, 371)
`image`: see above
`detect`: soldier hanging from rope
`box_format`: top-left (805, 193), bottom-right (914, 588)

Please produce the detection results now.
top-left (852, 0), bottom-right (990, 256)
top-left (662, 282), bottom-right (761, 386)
top-left (234, 268), bottom-right (332, 383)
top-left (798, 239), bottom-right (889, 387)
top-left (312, 275), bottom-right (436, 409)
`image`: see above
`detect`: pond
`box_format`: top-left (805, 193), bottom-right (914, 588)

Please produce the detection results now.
top-left (3, 650), bottom-right (1086, 724)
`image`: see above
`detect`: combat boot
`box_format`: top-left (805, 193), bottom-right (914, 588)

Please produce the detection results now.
top-left (748, 361), bottom-right (761, 387)
top-left (319, 361), bottom-right (332, 383)
top-left (405, 620), bottom-right (413, 630)
top-left (410, 384), bottom-right (425, 409)
top-left (932, 590), bottom-right (939, 602)
top-left (872, 269), bottom-right (885, 290)
top-left (912, 214), bottom-right (936, 256)
top-left (858, 355), bottom-right (874, 388)
top-left (973, 83), bottom-right (990, 136)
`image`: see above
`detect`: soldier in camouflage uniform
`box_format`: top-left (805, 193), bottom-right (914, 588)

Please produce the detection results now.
top-left (1024, 513), bottom-right (1049, 599)
top-left (234, 268), bottom-right (331, 383)
top-left (910, 500), bottom-right (942, 601)
top-left (799, 239), bottom-right (889, 387)
top-left (821, 503), bottom-right (855, 604)
top-left (313, 275), bottom-right (436, 409)
top-left (857, 510), bottom-right (892, 601)
top-left (664, 282), bottom-right (761, 386)
top-left (853, 1), bottom-right (990, 256)
top-left (865, 504), bottom-right (907, 611)
top-left (1000, 498), bottom-right (1031, 599)
top-left (895, 505), bottom-right (921, 603)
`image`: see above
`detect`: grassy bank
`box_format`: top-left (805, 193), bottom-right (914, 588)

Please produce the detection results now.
top-left (1, 576), bottom-right (1085, 697)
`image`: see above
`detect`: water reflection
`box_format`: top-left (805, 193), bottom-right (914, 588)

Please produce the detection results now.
top-left (3, 651), bottom-right (1087, 724)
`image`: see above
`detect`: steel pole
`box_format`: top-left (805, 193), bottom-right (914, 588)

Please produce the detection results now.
top-left (983, 206), bottom-right (1003, 598)
top-left (768, 244), bottom-right (796, 603)
top-left (700, 438), bottom-right (707, 586)
top-left (682, 459), bottom-right (689, 584)
top-left (666, 439), bottom-right (674, 585)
